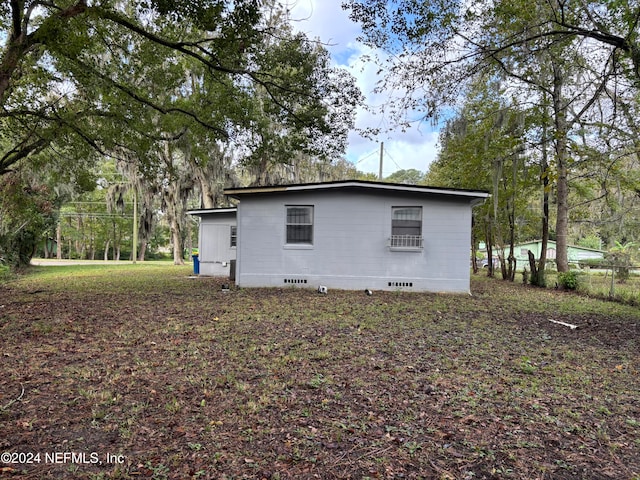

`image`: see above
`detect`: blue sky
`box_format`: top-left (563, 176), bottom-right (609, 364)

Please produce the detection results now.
top-left (288, 0), bottom-right (441, 176)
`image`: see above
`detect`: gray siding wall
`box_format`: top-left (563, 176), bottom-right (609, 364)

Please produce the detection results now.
top-left (198, 212), bottom-right (236, 276)
top-left (236, 190), bottom-right (473, 292)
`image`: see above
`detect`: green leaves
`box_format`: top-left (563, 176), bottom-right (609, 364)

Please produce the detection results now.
top-left (1, 0), bottom-right (357, 177)
top-left (0, 0), bottom-right (363, 266)
top-left (0, 172), bottom-right (57, 268)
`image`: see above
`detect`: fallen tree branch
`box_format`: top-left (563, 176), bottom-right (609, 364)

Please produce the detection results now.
top-left (549, 318), bottom-right (578, 330)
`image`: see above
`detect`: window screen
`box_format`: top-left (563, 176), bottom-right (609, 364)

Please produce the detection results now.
top-left (392, 207), bottom-right (422, 236)
top-left (286, 206), bottom-right (313, 244)
top-left (230, 226), bottom-right (237, 247)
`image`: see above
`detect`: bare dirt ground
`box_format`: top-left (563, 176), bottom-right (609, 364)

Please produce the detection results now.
top-left (1, 266), bottom-right (639, 479)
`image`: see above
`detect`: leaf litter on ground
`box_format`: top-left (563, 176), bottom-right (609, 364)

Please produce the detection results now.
top-left (0, 265), bottom-right (638, 479)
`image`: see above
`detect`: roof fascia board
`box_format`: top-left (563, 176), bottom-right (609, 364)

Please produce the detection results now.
top-left (224, 181), bottom-right (490, 200)
top-left (187, 208), bottom-right (237, 216)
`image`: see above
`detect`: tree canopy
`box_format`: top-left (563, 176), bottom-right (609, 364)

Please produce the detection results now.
top-left (0, 0), bottom-right (362, 267)
top-left (344, 0), bottom-right (640, 274)
top-left (1, 0), bottom-right (359, 175)
top-left (344, 0), bottom-right (640, 115)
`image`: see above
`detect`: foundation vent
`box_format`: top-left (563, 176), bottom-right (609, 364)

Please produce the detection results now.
top-left (284, 278), bottom-right (308, 284)
top-left (388, 281), bottom-right (414, 288)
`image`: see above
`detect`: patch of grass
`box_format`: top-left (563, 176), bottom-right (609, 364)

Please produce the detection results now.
top-left (0, 264), bottom-right (13, 282)
top-left (0, 265), bottom-right (638, 478)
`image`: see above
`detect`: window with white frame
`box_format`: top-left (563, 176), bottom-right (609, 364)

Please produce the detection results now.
top-left (391, 207), bottom-right (423, 248)
top-left (286, 206), bottom-right (313, 245)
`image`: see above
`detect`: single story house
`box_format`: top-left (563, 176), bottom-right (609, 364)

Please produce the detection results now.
top-left (190, 180), bottom-right (489, 293)
top-left (514, 239), bottom-right (605, 265)
top-left (187, 207), bottom-right (237, 276)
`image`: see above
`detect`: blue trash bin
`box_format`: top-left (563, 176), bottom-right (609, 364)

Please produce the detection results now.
top-left (192, 254), bottom-right (200, 275)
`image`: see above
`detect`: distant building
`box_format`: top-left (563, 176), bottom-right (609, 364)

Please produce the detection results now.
top-left (514, 239), bottom-right (605, 265)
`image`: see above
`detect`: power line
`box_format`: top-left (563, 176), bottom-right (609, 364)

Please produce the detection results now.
top-left (384, 150), bottom-right (403, 171)
top-left (355, 149), bottom-right (379, 165)
top-left (63, 202), bottom-right (116, 205)
top-left (59, 213), bottom-right (134, 218)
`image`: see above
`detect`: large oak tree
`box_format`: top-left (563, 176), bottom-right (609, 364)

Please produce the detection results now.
top-left (1, 0), bottom-right (356, 175)
top-left (0, 1), bottom-right (361, 266)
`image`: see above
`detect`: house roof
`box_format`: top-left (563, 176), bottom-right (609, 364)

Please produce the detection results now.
top-left (515, 239), bottom-right (606, 254)
top-left (187, 207), bottom-right (237, 217)
top-left (224, 180), bottom-right (490, 205)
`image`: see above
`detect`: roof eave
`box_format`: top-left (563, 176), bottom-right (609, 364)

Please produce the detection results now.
top-left (187, 207), bottom-right (237, 216)
top-left (224, 180), bottom-right (490, 201)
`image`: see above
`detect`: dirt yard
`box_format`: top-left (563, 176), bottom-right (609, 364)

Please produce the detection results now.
top-left (1, 265), bottom-right (639, 479)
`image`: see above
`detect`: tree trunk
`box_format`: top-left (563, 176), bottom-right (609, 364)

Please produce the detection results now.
top-left (166, 182), bottom-right (186, 265)
top-left (159, 141), bottom-right (190, 265)
top-left (186, 224), bottom-right (193, 258)
top-left (171, 221), bottom-right (184, 265)
top-left (56, 222), bottom-right (62, 259)
top-left (528, 250), bottom-right (538, 286)
top-left (138, 240), bottom-right (147, 262)
top-left (529, 103), bottom-right (552, 287)
top-left (471, 216), bottom-right (479, 274)
top-left (138, 205), bottom-right (155, 261)
top-left (498, 247), bottom-right (507, 280)
top-left (552, 64), bottom-right (570, 273)
top-left (485, 220), bottom-right (494, 278)
top-left (0, 33), bottom-right (33, 108)
top-left (507, 229), bottom-right (516, 281)
top-left (506, 154), bottom-right (519, 282)
top-left (111, 220), bottom-right (117, 261)
top-left (198, 174), bottom-right (217, 209)
top-left (538, 160), bottom-right (550, 286)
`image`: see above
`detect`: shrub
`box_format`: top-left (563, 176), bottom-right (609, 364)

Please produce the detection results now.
top-left (0, 172), bottom-right (56, 269)
top-left (0, 264), bottom-right (12, 282)
top-left (557, 270), bottom-right (581, 290)
top-left (606, 241), bottom-right (637, 283)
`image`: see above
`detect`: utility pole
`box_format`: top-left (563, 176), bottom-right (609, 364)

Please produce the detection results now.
top-left (378, 141), bottom-right (384, 181)
top-left (132, 191), bottom-right (138, 264)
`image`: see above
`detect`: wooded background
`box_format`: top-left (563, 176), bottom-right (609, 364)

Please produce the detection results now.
top-left (2, 0), bottom-right (640, 284)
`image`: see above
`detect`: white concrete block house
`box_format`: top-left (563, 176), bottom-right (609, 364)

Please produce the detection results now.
top-left (190, 180), bottom-right (489, 293)
top-left (187, 207), bottom-right (237, 277)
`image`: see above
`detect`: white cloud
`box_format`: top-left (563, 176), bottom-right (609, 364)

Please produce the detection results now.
top-left (287, 0), bottom-right (441, 176)
top-left (286, 0), bottom-right (360, 54)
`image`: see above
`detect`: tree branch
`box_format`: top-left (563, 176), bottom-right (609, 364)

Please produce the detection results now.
top-left (551, 20), bottom-right (640, 79)
top-left (62, 51), bottom-right (231, 138)
top-left (0, 136), bottom-right (50, 175)
top-left (10, 0), bottom-right (22, 39)
top-left (88, 6), bottom-right (246, 78)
